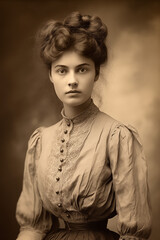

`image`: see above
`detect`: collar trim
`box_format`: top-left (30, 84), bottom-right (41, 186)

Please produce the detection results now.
top-left (61, 99), bottom-right (99, 124)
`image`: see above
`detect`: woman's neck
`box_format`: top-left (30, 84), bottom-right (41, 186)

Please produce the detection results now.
top-left (63, 98), bottom-right (92, 119)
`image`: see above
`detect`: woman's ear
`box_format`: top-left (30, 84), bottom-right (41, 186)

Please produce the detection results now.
top-left (94, 74), bottom-right (99, 82)
top-left (49, 69), bottom-right (54, 83)
top-left (94, 66), bottom-right (100, 81)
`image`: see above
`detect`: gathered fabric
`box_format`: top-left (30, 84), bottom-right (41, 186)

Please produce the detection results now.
top-left (44, 229), bottom-right (119, 240)
top-left (44, 220), bottom-right (120, 240)
top-left (16, 99), bottom-right (151, 240)
top-left (63, 220), bottom-right (108, 231)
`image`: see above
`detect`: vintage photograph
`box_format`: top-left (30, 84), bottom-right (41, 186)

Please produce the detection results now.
top-left (1, 1), bottom-right (160, 239)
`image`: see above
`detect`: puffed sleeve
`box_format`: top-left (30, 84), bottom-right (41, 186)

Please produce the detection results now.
top-left (108, 123), bottom-right (152, 240)
top-left (16, 128), bottom-right (52, 240)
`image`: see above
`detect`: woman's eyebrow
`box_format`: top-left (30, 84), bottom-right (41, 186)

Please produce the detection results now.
top-left (76, 63), bottom-right (90, 67)
top-left (54, 63), bottom-right (91, 69)
top-left (54, 65), bottom-right (67, 69)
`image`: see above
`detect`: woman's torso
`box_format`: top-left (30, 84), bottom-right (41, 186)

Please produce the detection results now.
top-left (37, 102), bottom-right (117, 224)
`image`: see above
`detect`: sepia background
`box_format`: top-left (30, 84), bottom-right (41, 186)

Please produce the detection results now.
top-left (1, 0), bottom-right (160, 239)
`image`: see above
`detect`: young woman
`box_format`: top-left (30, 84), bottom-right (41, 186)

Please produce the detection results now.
top-left (16, 12), bottom-right (151, 240)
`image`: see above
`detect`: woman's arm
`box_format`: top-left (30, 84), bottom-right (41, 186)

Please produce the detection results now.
top-left (16, 128), bottom-right (52, 240)
top-left (108, 123), bottom-right (152, 240)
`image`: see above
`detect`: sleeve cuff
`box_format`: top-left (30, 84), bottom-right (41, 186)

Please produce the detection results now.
top-left (16, 228), bottom-right (46, 240)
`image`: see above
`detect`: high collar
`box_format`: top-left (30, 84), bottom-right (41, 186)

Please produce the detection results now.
top-left (61, 99), bottom-right (99, 124)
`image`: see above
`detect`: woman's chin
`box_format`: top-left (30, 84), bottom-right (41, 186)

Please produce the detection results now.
top-left (63, 97), bottom-right (89, 107)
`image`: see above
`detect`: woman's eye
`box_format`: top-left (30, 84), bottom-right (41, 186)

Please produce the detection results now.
top-left (57, 68), bottom-right (67, 75)
top-left (78, 68), bottom-right (87, 73)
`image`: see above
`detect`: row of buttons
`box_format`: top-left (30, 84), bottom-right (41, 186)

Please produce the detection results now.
top-left (55, 120), bottom-right (72, 212)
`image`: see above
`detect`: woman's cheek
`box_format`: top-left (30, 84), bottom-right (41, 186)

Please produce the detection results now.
top-left (53, 84), bottom-right (62, 99)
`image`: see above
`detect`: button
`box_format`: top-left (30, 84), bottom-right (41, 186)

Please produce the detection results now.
top-left (57, 203), bottom-right (62, 207)
top-left (56, 191), bottom-right (59, 194)
top-left (58, 167), bottom-right (62, 172)
top-left (60, 148), bottom-right (64, 153)
top-left (61, 138), bottom-right (65, 143)
top-left (56, 177), bottom-right (60, 181)
top-left (60, 158), bottom-right (64, 162)
top-left (64, 130), bottom-right (68, 134)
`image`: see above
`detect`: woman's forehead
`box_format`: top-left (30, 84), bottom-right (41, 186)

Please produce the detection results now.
top-left (52, 50), bottom-right (94, 68)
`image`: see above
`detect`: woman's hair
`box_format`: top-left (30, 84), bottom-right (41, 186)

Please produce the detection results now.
top-left (37, 12), bottom-right (108, 75)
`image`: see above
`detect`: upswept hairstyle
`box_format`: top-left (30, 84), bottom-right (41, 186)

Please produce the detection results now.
top-left (37, 12), bottom-right (108, 75)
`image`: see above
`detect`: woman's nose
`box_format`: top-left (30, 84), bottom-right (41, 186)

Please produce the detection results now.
top-left (68, 72), bottom-right (78, 87)
top-left (68, 82), bottom-right (78, 87)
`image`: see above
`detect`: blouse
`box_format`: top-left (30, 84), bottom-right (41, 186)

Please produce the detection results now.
top-left (16, 99), bottom-right (151, 240)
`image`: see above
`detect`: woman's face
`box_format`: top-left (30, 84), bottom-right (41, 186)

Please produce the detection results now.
top-left (49, 50), bottom-right (98, 107)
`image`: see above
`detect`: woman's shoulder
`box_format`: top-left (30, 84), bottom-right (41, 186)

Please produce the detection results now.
top-left (98, 110), bottom-right (141, 142)
top-left (28, 119), bottom-right (62, 145)
top-left (96, 110), bottom-right (120, 130)
top-left (42, 119), bottom-right (62, 136)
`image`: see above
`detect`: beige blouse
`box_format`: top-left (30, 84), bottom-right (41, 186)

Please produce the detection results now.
top-left (16, 99), bottom-right (151, 240)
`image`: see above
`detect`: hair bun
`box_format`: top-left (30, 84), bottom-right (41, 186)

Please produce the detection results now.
top-left (54, 27), bottom-right (71, 50)
top-left (37, 21), bottom-right (62, 50)
top-left (63, 12), bottom-right (107, 44)
top-left (81, 15), bottom-right (91, 28)
top-left (37, 12), bottom-right (108, 69)
top-left (63, 12), bottom-right (82, 28)
top-left (87, 16), bottom-right (108, 44)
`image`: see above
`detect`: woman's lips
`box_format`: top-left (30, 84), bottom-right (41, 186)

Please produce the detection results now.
top-left (66, 90), bottom-right (81, 94)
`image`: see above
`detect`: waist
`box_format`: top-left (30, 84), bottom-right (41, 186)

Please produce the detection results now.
top-left (64, 219), bottom-right (108, 231)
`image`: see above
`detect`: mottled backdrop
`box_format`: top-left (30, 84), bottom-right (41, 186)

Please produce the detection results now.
top-left (1, 1), bottom-right (160, 239)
